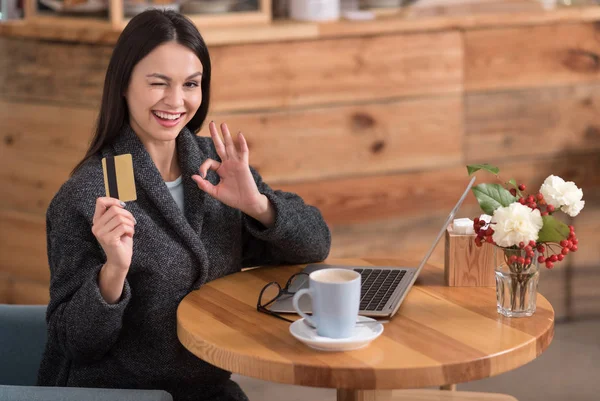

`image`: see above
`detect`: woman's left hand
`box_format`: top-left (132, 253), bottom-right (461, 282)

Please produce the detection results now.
top-left (192, 121), bottom-right (274, 226)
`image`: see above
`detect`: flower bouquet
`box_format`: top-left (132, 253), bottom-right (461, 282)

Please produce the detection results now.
top-left (467, 164), bottom-right (585, 317)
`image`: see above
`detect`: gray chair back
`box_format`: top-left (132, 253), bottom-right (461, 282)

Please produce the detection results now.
top-left (0, 305), bottom-right (47, 386)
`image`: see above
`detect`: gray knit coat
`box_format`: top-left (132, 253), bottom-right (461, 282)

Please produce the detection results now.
top-left (37, 125), bottom-right (331, 401)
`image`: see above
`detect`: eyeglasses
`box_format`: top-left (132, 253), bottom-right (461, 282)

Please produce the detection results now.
top-left (256, 272), bottom-right (308, 323)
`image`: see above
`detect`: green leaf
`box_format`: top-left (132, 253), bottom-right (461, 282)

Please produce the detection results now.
top-left (472, 183), bottom-right (518, 215)
top-left (507, 179), bottom-right (517, 188)
top-left (467, 164), bottom-right (500, 176)
top-left (538, 215), bottom-right (571, 243)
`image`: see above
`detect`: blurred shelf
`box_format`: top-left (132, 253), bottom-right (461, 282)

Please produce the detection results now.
top-left (2, 1), bottom-right (600, 45)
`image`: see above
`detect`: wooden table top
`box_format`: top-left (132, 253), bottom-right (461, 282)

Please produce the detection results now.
top-left (177, 258), bottom-right (554, 390)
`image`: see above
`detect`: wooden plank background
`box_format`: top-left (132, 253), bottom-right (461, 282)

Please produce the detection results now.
top-left (1, 22), bottom-right (599, 318)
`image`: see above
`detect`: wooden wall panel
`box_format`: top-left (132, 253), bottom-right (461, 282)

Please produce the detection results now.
top-left (279, 166), bottom-right (476, 225)
top-left (0, 38), bottom-right (111, 107)
top-left (210, 31), bottom-right (463, 111)
top-left (569, 208), bottom-right (600, 268)
top-left (466, 23), bottom-right (600, 92)
top-left (0, 100), bottom-right (95, 214)
top-left (329, 207), bottom-right (481, 268)
top-left (466, 84), bottom-right (600, 162)
top-left (208, 95), bottom-right (463, 183)
top-left (0, 273), bottom-right (10, 304)
top-left (332, 204), bottom-right (599, 275)
top-left (11, 278), bottom-right (50, 305)
top-left (0, 96), bottom-right (463, 213)
top-left (1, 31), bottom-right (463, 111)
top-left (0, 210), bottom-right (48, 282)
top-left (278, 152), bottom-right (600, 225)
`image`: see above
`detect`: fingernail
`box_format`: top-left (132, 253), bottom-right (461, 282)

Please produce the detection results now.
top-left (133, 217), bottom-right (137, 225)
top-left (120, 201), bottom-right (126, 207)
top-left (201, 172), bottom-right (206, 179)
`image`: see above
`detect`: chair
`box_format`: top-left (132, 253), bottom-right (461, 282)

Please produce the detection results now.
top-left (0, 304), bottom-right (172, 401)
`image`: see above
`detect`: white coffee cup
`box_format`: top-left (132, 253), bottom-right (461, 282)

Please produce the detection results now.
top-left (292, 268), bottom-right (361, 339)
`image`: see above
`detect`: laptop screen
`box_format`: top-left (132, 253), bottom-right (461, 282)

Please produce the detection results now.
top-left (413, 176), bottom-right (477, 276)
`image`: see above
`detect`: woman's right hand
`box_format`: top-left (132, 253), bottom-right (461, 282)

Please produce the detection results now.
top-left (92, 197), bottom-right (136, 273)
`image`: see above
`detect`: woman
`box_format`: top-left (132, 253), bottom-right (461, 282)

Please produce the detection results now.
top-left (37, 9), bottom-right (331, 401)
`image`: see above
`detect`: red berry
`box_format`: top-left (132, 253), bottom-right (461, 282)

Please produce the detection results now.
top-left (509, 255), bottom-right (518, 264)
top-left (562, 248), bottom-right (569, 255)
top-left (547, 204), bottom-right (555, 213)
top-left (537, 245), bottom-right (545, 253)
top-left (510, 188), bottom-right (517, 196)
top-left (546, 261), bottom-right (554, 269)
top-left (536, 193), bottom-right (544, 200)
top-left (550, 255), bottom-right (558, 262)
top-left (569, 225), bottom-right (575, 232)
top-left (560, 240), bottom-right (568, 247)
top-left (519, 242), bottom-right (525, 248)
top-left (528, 203), bottom-right (537, 209)
top-left (537, 256), bottom-right (546, 263)
top-left (517, 257), bottom-right (525, 264)
top-left (557, 254), bottom-right (564, 261)
top-left (572, 238), bottom-right (579, 245)
top-left (519, 198), bottom-right (526, 205)
top-left (519, 184), bottom-right (526, 191)
top-left (571, 245), bottom-right (578, 252)
top-left (527, 195), bottom-right (535, 203)
top-left (525, 258), bottom-right (531, 265)
top-left (529, 240), bottom-right (536, 247)
top-left (541, 211), bottom-right (549, 216)
top-left (524, 245), bottom-right (532, 252)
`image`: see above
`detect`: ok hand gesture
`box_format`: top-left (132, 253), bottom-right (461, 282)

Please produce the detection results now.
top-left (191, 122), bottom-right (274, 226)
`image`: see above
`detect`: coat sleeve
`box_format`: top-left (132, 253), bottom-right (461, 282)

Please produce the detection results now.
top-left (45, 196), bottom-right (131, 362)
top-left (241, 167), bottom-right (331, 267)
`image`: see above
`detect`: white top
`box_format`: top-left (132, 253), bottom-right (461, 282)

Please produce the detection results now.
top-left (165, 175), bottom-right (184, 213)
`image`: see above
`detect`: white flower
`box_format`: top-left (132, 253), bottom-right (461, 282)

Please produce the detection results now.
top-left (539, 175), bottom-right (585, 217)
top-left (562, 200), bottom-right (585, 217)
top-left (492, 203), bottom-right (543, 247)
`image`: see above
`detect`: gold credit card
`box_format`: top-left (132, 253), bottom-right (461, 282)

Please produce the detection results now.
top-left (101, 154), bottom-right (137, 202)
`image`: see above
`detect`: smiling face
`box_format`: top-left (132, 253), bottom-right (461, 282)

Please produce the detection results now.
top-left (124, 41), bottom-right (204, 145)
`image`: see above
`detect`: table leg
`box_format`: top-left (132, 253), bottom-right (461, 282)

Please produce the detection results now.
top-left (439, 384), bottom-right (456, 391)
top-left (337, 389), bottom-right (394, 401)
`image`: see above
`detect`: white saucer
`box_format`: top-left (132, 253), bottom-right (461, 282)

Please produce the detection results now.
top-left (289, 316), bottom-right (384, 352)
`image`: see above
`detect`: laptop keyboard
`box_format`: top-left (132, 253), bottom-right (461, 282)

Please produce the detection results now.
top-left (354, 269), bottom-right (407, 311)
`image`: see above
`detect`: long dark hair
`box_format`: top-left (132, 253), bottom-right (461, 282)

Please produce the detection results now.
top-left (72, 9), bottom-right (212, 175)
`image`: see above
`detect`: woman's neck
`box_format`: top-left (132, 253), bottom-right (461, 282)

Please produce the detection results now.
top-left (141, 137), bottom-right (181, 182)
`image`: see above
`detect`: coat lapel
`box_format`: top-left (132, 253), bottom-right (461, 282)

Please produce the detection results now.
top-left (111, 125), bottom-right (210, 284)
top-left (176, 128), bottom-right (209, 235)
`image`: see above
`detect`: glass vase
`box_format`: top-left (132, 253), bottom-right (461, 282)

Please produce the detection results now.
top-left (494, 246), bottom-right (540, 317)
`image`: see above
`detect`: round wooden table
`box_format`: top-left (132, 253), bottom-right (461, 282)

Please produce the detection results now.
top-left (177, 258), bottom-right (554, 401)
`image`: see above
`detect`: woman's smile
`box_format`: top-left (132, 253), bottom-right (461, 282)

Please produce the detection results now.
top-left (152, 110), bottom-right (186, 127)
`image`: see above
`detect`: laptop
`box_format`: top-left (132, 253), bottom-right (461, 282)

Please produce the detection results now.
top-left (270, 176), bottom-right (476, 318)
